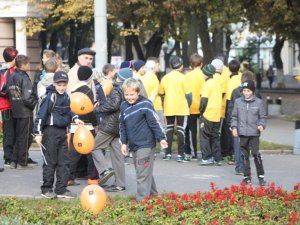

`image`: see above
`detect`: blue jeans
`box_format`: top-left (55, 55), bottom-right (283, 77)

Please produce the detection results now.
top-left (234, 136), bottom-right (243, 171)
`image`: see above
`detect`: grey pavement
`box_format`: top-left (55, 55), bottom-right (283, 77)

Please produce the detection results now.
top-left (0, 151), bottom-right (300, 199)
top-left (0, 117), bottom-right (298, 198)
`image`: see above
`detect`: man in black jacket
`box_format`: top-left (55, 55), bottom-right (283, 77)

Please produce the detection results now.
top-left (92, 68), bottom-right (133, 192)
top-left (7, 55), bottom-right (38, 169)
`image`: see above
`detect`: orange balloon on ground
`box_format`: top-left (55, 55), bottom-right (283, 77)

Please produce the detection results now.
top-left (70, 92), bottom-right (94, 115)
top-left (73, 126), bottom-right (94, 154)
top-left (100, 79), bottom-right (113, 96)
top-left (80, 185), bottom-right (107, 215)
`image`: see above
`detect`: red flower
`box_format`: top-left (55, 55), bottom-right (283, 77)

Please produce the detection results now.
top-left (229, 194), bottom-right (236, 205)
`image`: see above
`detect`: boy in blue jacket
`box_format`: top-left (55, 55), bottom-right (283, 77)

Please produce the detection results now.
top-left (119, 78), bottom-right (168, 201)
top-left (33, 71), bottom-right (84, 199)
top-left (231, 80), bottom-right (267, 186)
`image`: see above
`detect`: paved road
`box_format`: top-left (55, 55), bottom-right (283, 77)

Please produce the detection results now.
top-left (0, 151), bottom-right (299, 198)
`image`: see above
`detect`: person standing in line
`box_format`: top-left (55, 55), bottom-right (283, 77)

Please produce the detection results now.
top-left (184, 53), bottom-right (205, 161)
top-left (231, 80), bottom-right (267, 186)
top-left (199, 64), bottom-right (222, 166)
top-left (119, 78), bottom-right (168, 201)
top-left (7, 55), bottom-right (38, 169)
top-left (159, 56), bottom-right (192, 162)
top-left (0, 47), bottom-right (18, 168)
top-left (33, 71), bottom-right (84, 198)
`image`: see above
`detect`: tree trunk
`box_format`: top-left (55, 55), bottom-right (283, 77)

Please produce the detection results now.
top-left (68, 22), bottom-right (77, 67)
top-left (145, 31), bottom-right (163, 58)
top-left (273, 35), bottom-right (285, 88)
top-left (49, 30), bottom-right (58, 52)
top-left (132, 34), bottom-right (145, 60)
top-left (182, 41), bottom-right (189, 67)
top-left (107, 23), bottom-right (115, 63)
top-left (124, 22), bottom-right (133, 60)
top-left (187, 13), bottom-right (198, 57)
top-left (198, 11), bottom-right (214, 64)
top-left (39, 30), bottom-right (47, 58)
top-left (212, 29), bottom-right (223, 57)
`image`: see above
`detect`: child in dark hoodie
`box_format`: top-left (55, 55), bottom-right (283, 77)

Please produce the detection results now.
top-left (33, 71), bottom-right (84, 199)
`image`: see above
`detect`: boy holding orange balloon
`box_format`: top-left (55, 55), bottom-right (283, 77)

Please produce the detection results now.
top-left (33, 71), bottom-right (84, 199)
top-left (120, 78), bottom-right (168, 201)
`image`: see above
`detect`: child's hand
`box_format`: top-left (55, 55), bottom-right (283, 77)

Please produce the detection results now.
top-left (35, 135), bottom-right (42, 145)
top-left (232, 128), bottom-right (238, 137)
top-left (257, 125), bottom-right (264, 132)
top-left (74, 118), bottom-right (84, 126)
top-left (160, 140), bottom-right (168, 149)
top-left (121, 144), bottom-right (128, 156)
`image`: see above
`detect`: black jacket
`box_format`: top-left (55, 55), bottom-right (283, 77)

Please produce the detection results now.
top-left (94, 81), bottom-right (124, 136)
top-left (7, 68), bottom-right (38, 118)
top-left (33, 85), bottom-right (78, 135)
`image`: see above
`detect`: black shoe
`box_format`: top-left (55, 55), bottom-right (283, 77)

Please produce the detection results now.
top-left (258, 177), bottom-right (267, 186)
top-left (57, 190), bottom-right (77, 199)
top-left (243, 177), bottom-right (252, 185)
top-left (235, 169), bottom-right (243, 175)
top-left (27, 158), bottom-right (38, 166)
top-left (67, 180), bottom-right (80, 186)
top-left (99, 168), bottom-right (115, 185)
top-left (4, 160), bottom-right (11, 167)
top-left (17, 164), bottom-right (34, 170)
top-left (105, 185), bottom-right (125, 192)
top-left (9, 162), bottom-right (17, 169)
top-left (41, 191), bottom-right (57, 199)
top-left (0, 168), bottom-right (4, 172)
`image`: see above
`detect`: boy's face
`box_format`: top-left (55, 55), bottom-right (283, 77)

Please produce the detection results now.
top-left (54, 82), bottom-right (68, 95)
top-left (107, 69), bottom-right (117, 79)
top-left (21, 63), bottom-right (30, 71)
top-left (42, 54), bottom-right (49, 65)
top-left (124, 88), bottom-right (139, 104)
top-left (242, 88), bottom-right (253, 99)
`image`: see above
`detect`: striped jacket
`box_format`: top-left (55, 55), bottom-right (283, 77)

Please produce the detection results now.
top-left (119, 96), bottom-right (166, 151)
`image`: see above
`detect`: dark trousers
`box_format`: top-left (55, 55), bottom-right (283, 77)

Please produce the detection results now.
top-left (68, 131), bottom-right (98, 180)
top-left (184, 114), bottom-right (199, 157)
top-left (240, 136), bottom-right (264, 178)
top-left (1, 110), bottom-right (16, 162)
top-left (220, 119), bottom-right (234, 157)
top-left (41, 126), bottom-right (69, 195)
top-left (12, 117), bottom-right (33, 165)
top-left (165, 116), bottom-right (187, 156)
top-left (199, 117), bottom-right (221, 162)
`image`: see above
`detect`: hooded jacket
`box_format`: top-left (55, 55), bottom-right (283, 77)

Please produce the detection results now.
top-left (0, 64), bottom-right (15, 111)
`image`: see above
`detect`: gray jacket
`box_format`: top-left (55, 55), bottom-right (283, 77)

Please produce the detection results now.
top-left (231, 96), bottom-right (267, 136)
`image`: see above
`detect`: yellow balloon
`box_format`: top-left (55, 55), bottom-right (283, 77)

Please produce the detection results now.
top-left (73, 126), bottom-right (94, 154)
top-left (80, 185), bottom-right (107, 215)
top-left (70, 92), bottom-right (94, 115)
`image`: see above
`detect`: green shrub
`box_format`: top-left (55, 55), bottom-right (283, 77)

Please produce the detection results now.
top-left (1, 183), bottom-right (300, 224)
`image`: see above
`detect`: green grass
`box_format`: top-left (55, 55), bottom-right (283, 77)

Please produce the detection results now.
top-left (260, 140), bottom-right (292, 150)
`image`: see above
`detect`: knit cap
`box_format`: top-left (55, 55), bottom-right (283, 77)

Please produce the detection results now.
top-left (133, 60), bottom-right (145, 72)
top-left (77, 66), bottom-right (93, 81)
top-left (211, 59), bottom-right (224, 72)
top-left (144, 60), bottom-right (156, 73)
top-left (120, 61), bottom-right (133, 69)
top-left (242, 80), bottom-right (255, 92)
top-left (117, 68), bottom-right (133, 81)
top-left (202, 64), bottom-right (216, 77)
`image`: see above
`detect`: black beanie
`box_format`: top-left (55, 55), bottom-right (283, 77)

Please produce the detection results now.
top-left (242, 80), bottom-right (255, 92)
top-left (77, 66), bottom-right (93, 81)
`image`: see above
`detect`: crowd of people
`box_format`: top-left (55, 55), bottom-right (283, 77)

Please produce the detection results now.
top-left (0, 46), bottom-right (267, 201)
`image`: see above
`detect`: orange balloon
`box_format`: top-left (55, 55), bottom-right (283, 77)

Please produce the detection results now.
top-left (101, 79), bottom-right (113, 96)
top-left (67, 133), bottom-right (71, 151)
top-left (70, 92), bottom-right (94, 115)
top-left (80, 185), bottom-right (107, 215)
top-left (295, 75), bottom-right (300, 82)
top-left (73, 126), bottom-right (94, 154)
